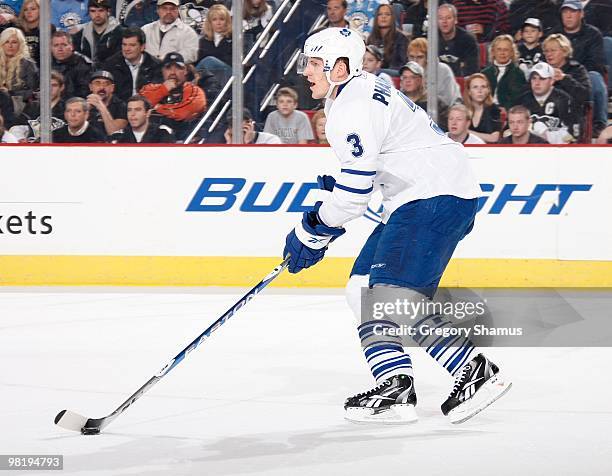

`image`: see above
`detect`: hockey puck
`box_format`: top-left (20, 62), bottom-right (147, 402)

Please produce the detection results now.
top-left (81, 427), bottom-right (100, 435)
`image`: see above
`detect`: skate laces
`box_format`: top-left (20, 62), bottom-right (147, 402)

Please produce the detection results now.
top-left (449, 364), bottom-right (471, 398)
top-left (352, 379), bottom-right (392, 400)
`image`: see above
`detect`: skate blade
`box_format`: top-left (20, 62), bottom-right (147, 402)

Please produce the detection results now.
top-left (345, 404), bottom-right (418, 425)
top-left (449, 373), bottom-right (512, 425)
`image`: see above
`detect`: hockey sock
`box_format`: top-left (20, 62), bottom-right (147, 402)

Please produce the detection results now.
top-left (358, 320), bottom-right (414, 383)
top-left (412, 313), bottom-right (477, 376)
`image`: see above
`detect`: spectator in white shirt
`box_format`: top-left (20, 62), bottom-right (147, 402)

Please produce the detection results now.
top-left (141, 0), bottom-right (199, 64)
top-left (446, 104), bottom-right (486, 144)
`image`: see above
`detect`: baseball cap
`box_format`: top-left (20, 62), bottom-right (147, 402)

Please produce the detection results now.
top-left (158, 0), bottom-right (180, 5)
top-left (162, 52), bottom-right (186, 68)
top-left (522, 18), bottom-right (542, 30)
top-left (529, 62), bottom-right (554, 79)
top-left (560, 0), bottom-right (583, 11)
top-left (88, 0), bottom-right (112, 8)
top-left (399, 61), bottom-right (424, 77)
top-left (365, 45), bottom-right (384, 62)
top-left (90, 70), bottom-right (114, 83)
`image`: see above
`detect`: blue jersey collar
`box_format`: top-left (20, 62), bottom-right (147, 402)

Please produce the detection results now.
top-left (335, 76), bottom-right (356, 98)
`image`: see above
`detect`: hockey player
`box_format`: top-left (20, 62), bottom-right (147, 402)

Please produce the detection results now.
top-left (282, 28), bottom-right (511, 424)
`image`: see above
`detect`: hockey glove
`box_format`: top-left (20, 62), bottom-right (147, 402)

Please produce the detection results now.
top-left (283, 203), bottom-right (345, 274)
top-left (317, 174), bottom-right (336, 192)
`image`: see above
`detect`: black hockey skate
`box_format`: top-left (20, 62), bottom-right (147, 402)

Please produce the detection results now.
top-left (345, 374), bottom-right (418, 423)
top-left (441, 353), bottom-right (512, 424)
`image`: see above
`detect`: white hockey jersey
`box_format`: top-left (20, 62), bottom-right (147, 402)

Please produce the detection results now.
top-left (319, 71), bottom-right (481, 227)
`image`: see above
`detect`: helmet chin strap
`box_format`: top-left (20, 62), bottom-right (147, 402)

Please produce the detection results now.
top-left (324, 70), bottom-right (351, 99)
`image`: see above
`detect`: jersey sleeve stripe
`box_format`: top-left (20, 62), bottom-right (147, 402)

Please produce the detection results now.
top-left (334, 183), bottom-right (374, 195)
top-left (340, 168), bottom-right (377, 176)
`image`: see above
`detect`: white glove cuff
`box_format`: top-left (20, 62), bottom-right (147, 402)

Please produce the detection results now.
top-left (294, 222), bottom-right (333, 250)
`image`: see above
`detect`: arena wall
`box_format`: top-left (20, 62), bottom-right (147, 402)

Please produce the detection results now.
top-left (1, 144), bottom-right (610, 287)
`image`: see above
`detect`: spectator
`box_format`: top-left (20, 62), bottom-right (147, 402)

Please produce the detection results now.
top-left (398, 60), bottom-right (450, 126)
top-left (346, 0), bottom-right (387, 38)
top-left (463, 73), bottom-right (502, 143)
top-left (0, 2), bottom-right (19, 28)
top-left (51, 30), bottom-right (94, 99)
top-left (263, 86), bottom-right (313, 144)
top-left (437, 3), bottom-right (479, 76)
top-left (197, 4), bottom-right (233, 86)
top-left (225, 107), bottom-right (281, 144)
top-left (500, 105), bottom-right (549, 144)
top-left (189, 63), bottom-right (221, 104)
top-left (102, 26), bottom-right (163, 102)
top-left (398, 61), bottom-right (427, 110)
top-left (9, 70), bottom-right (66, 141)
top-left (53, 96), bottom-right (106, 142)
top-left (0, 111), bottom-right (18, 142)
top-left (72, 0), bottom-right (122, 66)
top-left (557, 0), bottom-right (606, 74)
top-left (119, 0), bottom-right (158, 28)
top-left (86, 70), bottom-right (127, 135)
top-left (366, 4), bottom-right (407, 70)
top-left (50, 70), bottom-right (67, 118)
top-left (481, 34), bottom-right (527, 111)
top-left (402, 0), bottom-right (430, 40)
top-left (142, 0), bottom-right (199, 64)
top-left (584, 0), bottom-right (612, 37)
top-left (16, 0), bottom-right (41, 66)
top-left (310, 109), bottom-right (328, 145)
top-left (362, 44), bottom-right (393, 88)
top-left (446, 104), bottom-right (485, 144)
top-left (51, 0), bottom-right (89, 32)
top-left (452, 0), bottom-right (510, 44)
top-left (326, 0), bottom-right (349, 30)
top-left (584, 0), bottom-right (612, 94)
top-left (543, 33), bottom-right (591, 140)
top-left (556, 0), bottom-right (608, 137)
top-left (408, 37), bottom-right (461, 108)
top-left (0, 87), bottom-right (13, 126)
top-left (596, 124), bottom-right (612, 144)
top-left (0, 27), bottom-right (38, 113)
top-left (109, 95), bottom-right (175, 143)
top-left (140, 52), bottom-right (206, 140)
top-left (508, 0), bottom-right (560, 37)
top-left (518, 62), bottom-right (576, 144)
top-left (243, 0), bottom-right (274, 51)
top-left (517, 18), bottom-right (544, 78)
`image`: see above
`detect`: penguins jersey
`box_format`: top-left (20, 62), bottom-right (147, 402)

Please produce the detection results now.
top-left (319, 71), bottom-right (480, 228)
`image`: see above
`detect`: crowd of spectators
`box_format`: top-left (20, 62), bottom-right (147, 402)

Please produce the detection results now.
top-left (362, 0), bottom-right (611, 144)
top-left (0, 0), bottom-right (610, 144)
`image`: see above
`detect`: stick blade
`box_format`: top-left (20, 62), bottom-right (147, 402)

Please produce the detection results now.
top-left (54, 409), bottom-right (89, 432)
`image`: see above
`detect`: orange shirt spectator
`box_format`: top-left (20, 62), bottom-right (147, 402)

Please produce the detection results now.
top-left (140, 51), bottom-right (206, 122)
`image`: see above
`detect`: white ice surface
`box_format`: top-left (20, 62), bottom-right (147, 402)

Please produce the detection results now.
top-left (0, 289), bottom-right (611, 476)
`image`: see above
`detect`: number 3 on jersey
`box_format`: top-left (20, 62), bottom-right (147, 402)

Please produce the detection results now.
top-left (346, 133), bottom-right (364, 157)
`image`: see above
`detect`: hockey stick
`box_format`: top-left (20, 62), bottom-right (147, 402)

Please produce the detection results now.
top-left (54, 257), bottom-right (289, 435)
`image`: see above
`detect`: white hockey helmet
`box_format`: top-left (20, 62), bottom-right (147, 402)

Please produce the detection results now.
top-left (298, 28), bottom-right (365, 95)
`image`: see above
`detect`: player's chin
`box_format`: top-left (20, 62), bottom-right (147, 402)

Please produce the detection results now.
top-left (310, 88), bottom-right (324, 100)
